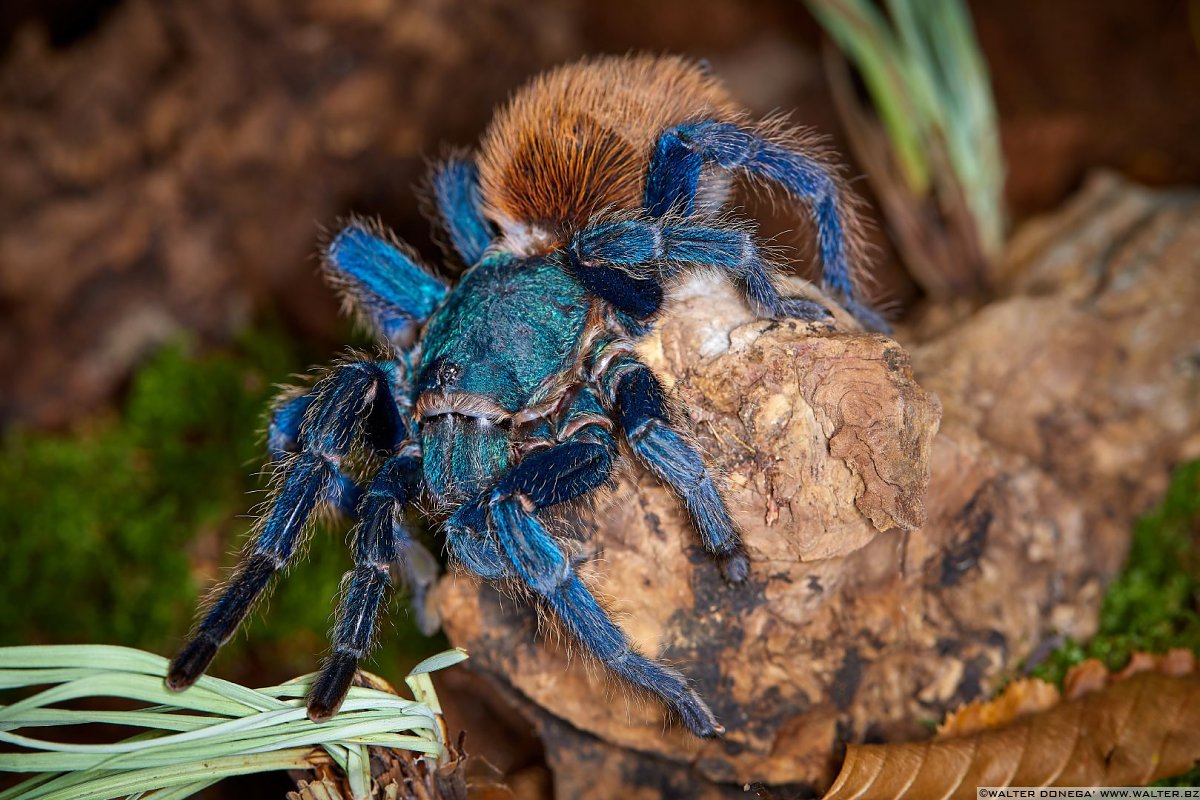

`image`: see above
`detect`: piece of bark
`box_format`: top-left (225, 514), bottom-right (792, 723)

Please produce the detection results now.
top-left (437, 173), bottom-right (1200, 796)
top-left (437, 284), bottom-right (941, 794)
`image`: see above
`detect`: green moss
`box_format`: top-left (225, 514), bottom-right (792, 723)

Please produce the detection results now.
top-left (0, 326), bottom-right (441, 687)
top-left (1156, 765), bottom-right (1200, 789)
top-left (1028, 460), bottom-right (1200, 687)
top-left (1024, 460), bottom-right (1200, 786)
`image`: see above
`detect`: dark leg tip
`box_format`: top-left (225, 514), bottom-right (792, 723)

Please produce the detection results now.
top-left (718, 550), bottom-right (751, 585)
top-left (676, 689), bottom-right (724, 739)
top-left (166, 638), bottom-right (218, 691)
top-left (307, 652), bottom-right (358, 722)
top-left (841, 297), bottom-right (892, 335)
top-left (777, 297), bottom-right (836, 327)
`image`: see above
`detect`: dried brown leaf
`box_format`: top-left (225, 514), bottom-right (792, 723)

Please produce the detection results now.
top-left (1063, 659), bottom-right (1112, 700)
top-left (823, 671), bottom-right (1200, 799)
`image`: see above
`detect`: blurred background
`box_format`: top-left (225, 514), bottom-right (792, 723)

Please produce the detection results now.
top-left (0, 0), bottom-right (1197, 796)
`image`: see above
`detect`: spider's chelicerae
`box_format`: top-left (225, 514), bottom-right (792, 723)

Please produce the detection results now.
top-left (167, 55), bottom-right (887, 738)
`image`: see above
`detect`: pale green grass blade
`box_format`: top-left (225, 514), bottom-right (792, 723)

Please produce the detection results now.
top-left (804, 0), bottom-right (1007, 281)
top-left (806, 0), bottom-right (931, 192)
top-left (30, 750), bottom-right (315, 800)
top-left (408, 648), bottom-right (468, 676)
top-left (1, 708), bottom-right (214, 732)
top-left (343, 743), bottom-right (369, 800)
top-left (0, 772), bottom-right (56, 800)
top-left (0, 674), bottom-right (268, 721)
top-left (0, 646), bottom-right (170, 675)
top-left (0, 669), bottom-right (101, 689)
top-left (1, 709), bottom-right (439, 769)
top-left (137, 779), bottom-right (221, 800)
top-left (0, 645), bottom-right (288, 715)
top-left (0, 645), bottom-right (465, 800)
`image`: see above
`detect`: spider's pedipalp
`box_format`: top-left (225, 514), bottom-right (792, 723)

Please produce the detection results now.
top-left (444, 497), bottom-right (513, 580)
top-left (442, 429), bottom-right (613, 578)
top-left (644, 119), bottom-right (889, 332)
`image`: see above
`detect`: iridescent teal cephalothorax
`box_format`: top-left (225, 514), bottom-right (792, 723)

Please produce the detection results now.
top-left (416, 253), bottom-right (593, 503)
top-left (417, 252), bottom-right (590, 411)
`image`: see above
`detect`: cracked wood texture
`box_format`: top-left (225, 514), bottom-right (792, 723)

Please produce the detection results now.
top-left (436, 173), bottom-right (1200, 797)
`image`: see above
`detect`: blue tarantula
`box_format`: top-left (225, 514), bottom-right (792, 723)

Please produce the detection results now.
top-left (167, 55), bottom-right (886, 738)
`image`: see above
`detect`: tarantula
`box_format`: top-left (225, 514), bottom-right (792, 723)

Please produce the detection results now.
top-left (167, 55), bottom-right (885, 738)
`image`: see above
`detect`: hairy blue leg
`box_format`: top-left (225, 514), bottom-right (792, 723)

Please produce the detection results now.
top-left (494, 500), bottom-right (721, 737)
top-left (644, 120), bottom-right (888, 332)
top-left (570, 218), bottom-right (833, 324)
top-left (486, 441), bottom-right (722, 737)
top-left (431, 158), bottom-right (494, 265)
top-left (324, 223), bottom-right (449, 345)
top-left (445, 417), bottom-right (723, 737)
top-left (168, 359), bottom-right (404, 691)
top-left (604, 358), bottom-right (749, 584)
top-left (307, 451), bottom-right (435, 720)
top-left (269, 393), bottom-right (360, 516)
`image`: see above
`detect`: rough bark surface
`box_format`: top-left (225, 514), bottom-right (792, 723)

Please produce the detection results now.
top-left (436, 173), bottom-right (1200, 795)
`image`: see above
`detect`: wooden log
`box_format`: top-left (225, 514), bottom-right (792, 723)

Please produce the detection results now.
top-left (437, 173), bottom-right (1200, 796)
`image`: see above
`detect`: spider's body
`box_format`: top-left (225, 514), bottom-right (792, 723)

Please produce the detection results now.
top-left (168, 55), bottom-right (886, 738)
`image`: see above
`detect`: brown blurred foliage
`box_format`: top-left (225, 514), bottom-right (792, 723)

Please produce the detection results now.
top-left (2, 0), bottom-right (1198, 428)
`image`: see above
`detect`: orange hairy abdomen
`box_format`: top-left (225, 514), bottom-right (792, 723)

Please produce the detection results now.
top-left (477, 55), bottom-right (741, 237)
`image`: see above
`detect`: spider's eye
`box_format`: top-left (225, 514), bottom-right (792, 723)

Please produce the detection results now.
top-left (419, 356), bottom-right (463, 392)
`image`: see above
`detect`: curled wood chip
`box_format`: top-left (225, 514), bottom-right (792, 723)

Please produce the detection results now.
top-left (824, 667), bottom-right (1200, 799)
top-left (1063, 659), bottom-right (1112, 700)
top-left (937, 649), bottom-right (1197, 739)
top-left (1065, 648), bottom-right (1197, 700)
top-left (936, 678), bottom-right (1060, 738)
